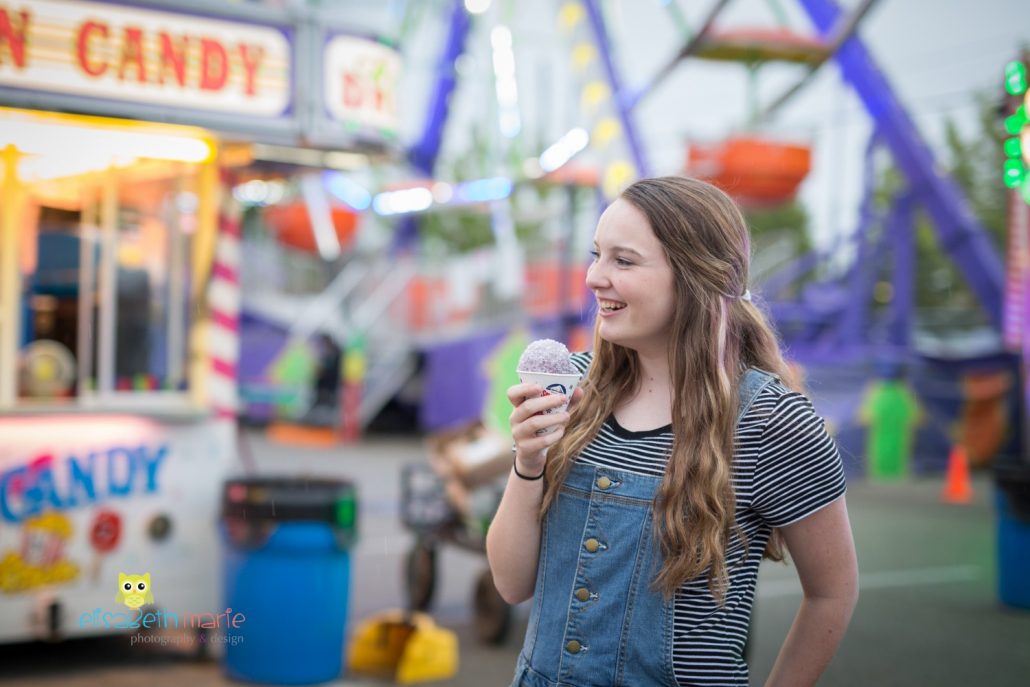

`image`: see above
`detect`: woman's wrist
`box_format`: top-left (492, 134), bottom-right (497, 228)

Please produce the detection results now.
top-left (511, 447), bottom-right (545, 481)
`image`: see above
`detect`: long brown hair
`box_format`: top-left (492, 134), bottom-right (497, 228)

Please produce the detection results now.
top-left (542, 176), bottom-right (795, 600)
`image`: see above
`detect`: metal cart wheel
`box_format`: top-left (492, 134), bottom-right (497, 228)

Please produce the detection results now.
top-left (405, 540), bottom-right (437, 612)
top-left (472, 567), bottom-right (511, 645)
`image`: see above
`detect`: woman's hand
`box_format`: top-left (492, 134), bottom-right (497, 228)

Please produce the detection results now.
top-left (488, 384), bottom-right (583, 603)
top-left (507, 384), bottom-right (584, 476)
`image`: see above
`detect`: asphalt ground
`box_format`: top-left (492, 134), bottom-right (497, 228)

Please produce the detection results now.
top-left (0, 432), bottom-right (1028, 686)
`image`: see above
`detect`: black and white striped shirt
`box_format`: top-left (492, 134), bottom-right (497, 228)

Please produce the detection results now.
top-left (569, 352), bottom-right (846, 686)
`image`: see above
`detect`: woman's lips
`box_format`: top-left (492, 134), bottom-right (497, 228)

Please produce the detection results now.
top-left (597, 298), bottom-right (627, 317)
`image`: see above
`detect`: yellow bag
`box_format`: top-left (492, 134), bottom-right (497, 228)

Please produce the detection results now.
top-left (347, 610), bottom-right (459, 684)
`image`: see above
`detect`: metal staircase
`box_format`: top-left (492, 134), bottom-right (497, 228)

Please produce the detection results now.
top-left (242, 241), bottom-right (419, 429)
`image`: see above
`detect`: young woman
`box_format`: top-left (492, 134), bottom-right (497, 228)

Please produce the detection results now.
top-left (486, 176), bottom-right (858, 687)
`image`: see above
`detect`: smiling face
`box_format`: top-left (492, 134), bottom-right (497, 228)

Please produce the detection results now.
top-left (586, 199), bottom-right (677, 357)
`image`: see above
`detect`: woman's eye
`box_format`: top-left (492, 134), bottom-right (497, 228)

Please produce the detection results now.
top-left (615, 257), bottom-right (632, 267)
top-left (589, 250), bottom-right (600, 260)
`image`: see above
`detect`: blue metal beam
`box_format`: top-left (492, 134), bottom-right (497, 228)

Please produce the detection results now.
top-left (835, 131), bottom-right (883, 347)
top-left (763, 133), bottom-right (880, 318)
top-left (581, 0), bottom-right (651, 178)
top-left (408, 0), bottom-right (472, 176)
top-left (837, 203), bottom-right (889, 348)
top-left (887, 193), bottom-right (916, 351)
top-left (798, 0), bottom-right (1004, 329)
top-left (394, 0), bottom-right (471, 254)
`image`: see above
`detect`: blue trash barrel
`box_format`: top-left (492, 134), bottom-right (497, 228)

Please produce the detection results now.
top-left (995, 463), bottom-right (1030, 610)
top-left (221, 477), bottom-right (358, 684)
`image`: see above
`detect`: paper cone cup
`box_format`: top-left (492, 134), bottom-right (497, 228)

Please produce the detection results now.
top-left (518, 370), bottom-right (582, 434)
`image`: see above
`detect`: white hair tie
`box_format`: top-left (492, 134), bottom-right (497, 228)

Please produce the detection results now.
top-left (724, 289), bottom-right (752, 302)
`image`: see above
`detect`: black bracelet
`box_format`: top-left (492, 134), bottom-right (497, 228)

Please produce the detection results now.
top-left (512, 455), bottom-right (545, 481)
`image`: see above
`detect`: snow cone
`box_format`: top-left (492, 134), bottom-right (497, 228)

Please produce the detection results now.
top-left (517, 339), bottom-right (582, 434)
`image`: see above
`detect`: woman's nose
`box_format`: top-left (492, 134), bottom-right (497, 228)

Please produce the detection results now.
top-left (585, 260), bottom-right (607, 289)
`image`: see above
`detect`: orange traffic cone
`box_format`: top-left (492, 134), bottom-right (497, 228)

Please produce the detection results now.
top-left (942, 444), bottom-right (974, 504)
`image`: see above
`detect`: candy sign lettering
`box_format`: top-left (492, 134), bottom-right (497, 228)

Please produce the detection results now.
top-left (0, 444), bottom-right (168, 524)
top-left (0, 1), bottom-right (290, 116)
top-left (324, 35), bottom-right (400, 133)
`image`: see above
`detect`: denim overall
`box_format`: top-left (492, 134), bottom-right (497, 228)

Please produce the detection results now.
top-left (511, 369), bottom-right (777, 687)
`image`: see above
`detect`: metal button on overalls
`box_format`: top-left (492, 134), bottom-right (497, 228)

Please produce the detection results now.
top-left (575, 587), bottom-right (590, 601)
top-left (565, 640), bottom-right (582, 654)
top-left (584, 538), bottom-right (600, 553)
top-left (596, 475), bottom-right (612, 489)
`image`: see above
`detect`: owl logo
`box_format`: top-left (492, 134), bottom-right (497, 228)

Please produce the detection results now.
top-left (116, 572), bottom-right (153, 609)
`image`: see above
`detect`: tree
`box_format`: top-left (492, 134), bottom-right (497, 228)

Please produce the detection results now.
top-left (745, 198), bottom-right (812, 253)
top-left (416, 123), bottom-right (551, 257)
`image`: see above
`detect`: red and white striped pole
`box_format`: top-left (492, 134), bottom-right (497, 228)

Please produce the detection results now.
top-left (208, 171), bottom-right (242, 420)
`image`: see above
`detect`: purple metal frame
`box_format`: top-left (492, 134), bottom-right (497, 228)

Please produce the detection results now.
top-left (837, 201), bottom-right (882, 347)
top-left (393, 0), bottom-right (472, 253)
top-left (764, 134), bottom-right (880, 306)
top-left (581, 0), bottom-right (652, 178)
top-left (764, 132), bottom-right (920, 360)
top-left (769, 192), bottom-right (917, 365)
top-left (408, 0), bottom-right (472, 176)
top-left (887, 193), bottom-right (916, 352)
top-left (799, 0), bottom-right (1004, 329)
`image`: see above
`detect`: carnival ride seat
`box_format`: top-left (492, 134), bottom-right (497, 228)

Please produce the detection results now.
top-left (263, 201), bottom-right (359, 254)
top-left (695, 27), bottom-right (830, 66)
top-left (686, 135), bottom-right (812, 207)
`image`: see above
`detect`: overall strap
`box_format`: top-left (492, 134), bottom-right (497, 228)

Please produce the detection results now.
top-left (736, 368), bottom-right (779, 425)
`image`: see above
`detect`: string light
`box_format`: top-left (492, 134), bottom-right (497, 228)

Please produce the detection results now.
top-left (491, 25), bottom-right (521, 138)
top-left (372, 187), bottom-right (433, 215)
top-left (464, 0), bottom-right (491, 14)
top-left (1001, 59), bottom-right (1030, 199)
top-left (1005, 60), bottom-right (1027, 96)
top-left (323, 172), bottom-right (371, 211)
top-left (539, 128), bottom-right (590, 172)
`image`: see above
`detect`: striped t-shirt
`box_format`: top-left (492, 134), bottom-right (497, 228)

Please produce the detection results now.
top-left (568, 352), bottom-right (846, 686)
